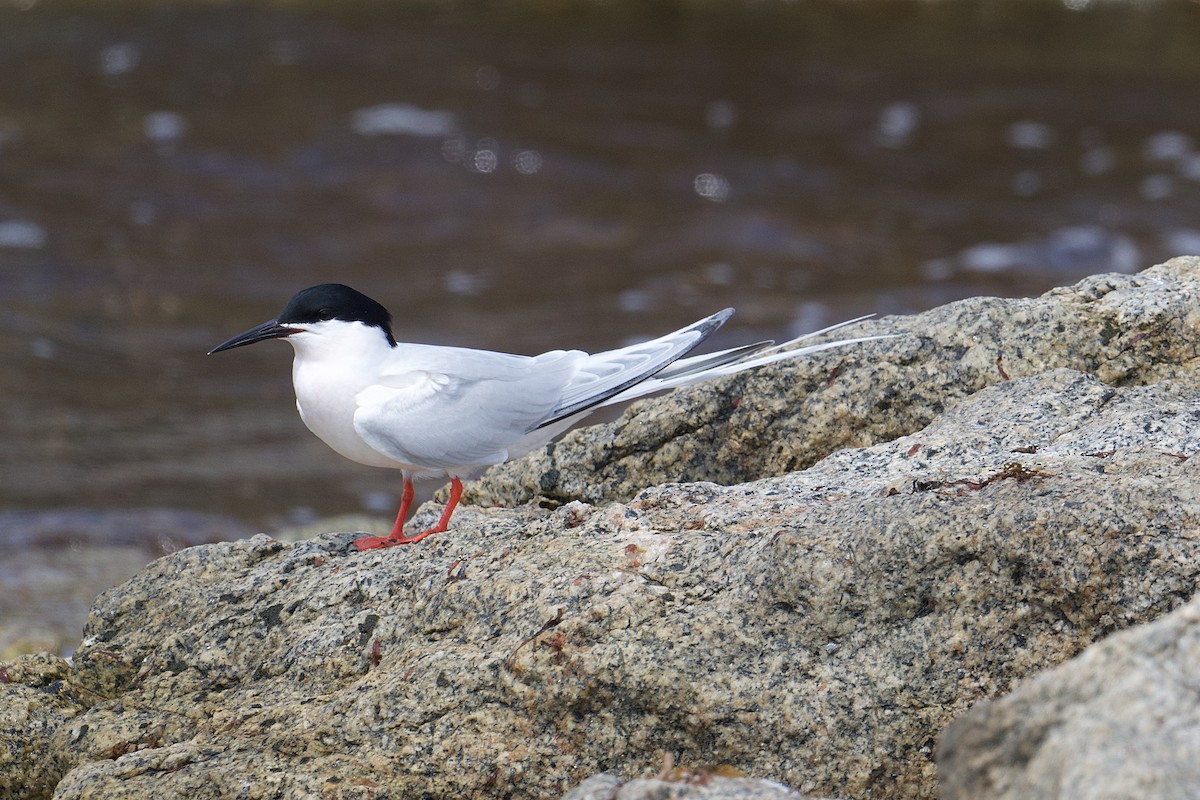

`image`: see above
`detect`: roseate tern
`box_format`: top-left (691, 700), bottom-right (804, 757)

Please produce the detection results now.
top-left (209, 284), bottom-right (882, 550)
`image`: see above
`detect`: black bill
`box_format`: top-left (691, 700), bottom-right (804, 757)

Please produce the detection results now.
top-left (208, 319), bottom-right (300, 354)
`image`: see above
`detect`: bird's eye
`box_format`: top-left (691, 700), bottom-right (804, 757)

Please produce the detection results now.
top-left (317, 308), bottom-right (335, 321)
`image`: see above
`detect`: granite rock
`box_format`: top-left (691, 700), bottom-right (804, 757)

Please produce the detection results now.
top-left (5, 259), bottom-right (1200, 799)
top-left (937, 592), bottom-right (1200, 800)
top-left (16, 369), bottom-right (1200, 799)
top-left (466, 257), bottom-right (1200, 510)
top-left (564, 771), bottom-right (818, 799)
top-left (0, 653), bottom-right (78, 800)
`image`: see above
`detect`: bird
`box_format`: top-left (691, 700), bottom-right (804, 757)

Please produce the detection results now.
top-left (209, 283), bottom-right (883, 551)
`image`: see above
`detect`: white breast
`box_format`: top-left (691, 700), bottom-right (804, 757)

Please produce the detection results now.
top-left (287, 323), bottom-right (412, 470)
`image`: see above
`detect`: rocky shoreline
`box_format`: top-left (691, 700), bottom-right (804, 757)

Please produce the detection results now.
top-left (5, 258), bottom-right (1200, 798)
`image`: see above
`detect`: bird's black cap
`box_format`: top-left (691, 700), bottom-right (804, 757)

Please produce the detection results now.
top-left (279, 284), bottom-right (396, 346)
top-left (209, 283), bottom-right (396, 354)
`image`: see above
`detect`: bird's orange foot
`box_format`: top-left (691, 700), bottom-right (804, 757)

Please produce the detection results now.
top-left (354, 477), bottom-right (462, 551)
top-left (352, 527), bottom-right (442, 551)
top-left (352, 534), bottom-right (400, 550)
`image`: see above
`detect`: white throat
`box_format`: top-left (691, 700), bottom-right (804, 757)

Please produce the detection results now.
top-left (285, 320), bottom-right (404, 469)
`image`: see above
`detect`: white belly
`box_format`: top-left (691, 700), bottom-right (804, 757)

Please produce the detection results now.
top-left (291, 355), bottom-right (409, 471)
top-left (295, 396), bottom-right (406, 469)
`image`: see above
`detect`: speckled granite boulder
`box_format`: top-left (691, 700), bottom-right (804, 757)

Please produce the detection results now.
top-left (0, 653), bottom-right (78, 800)
top-left (5, 259), bottom-right (1200, 800)
top-left (466, 257), bottom-right (1200, 510)
top-left (937, 592), bottom-right (1200, 800)
top-left (564, 772), bottom-right (819, 799)
top-left (10, 372), bottom-right (1200, 799)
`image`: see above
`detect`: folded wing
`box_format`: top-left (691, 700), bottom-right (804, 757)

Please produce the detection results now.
top-left (535, 308), bottom-right (733, 429)
top-left (352, 345), bottom-right (583, 471)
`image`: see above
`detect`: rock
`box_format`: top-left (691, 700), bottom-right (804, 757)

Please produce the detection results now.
top-left (465, 257), bottom-right (1200, 511)
top-left (0, 653), bottom-right (78, 800)
top-left (25, 369), bottom-right (1200, 799)
top-left (564, 771), bottom-right (819, 799)
top-left (5, 258), bottom-right (1200, 799)
top-left (937, 593), bottom-right (1200, 800)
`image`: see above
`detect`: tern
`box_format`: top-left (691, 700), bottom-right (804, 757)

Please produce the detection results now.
top-left (210, 284), bottom-right (882, 550)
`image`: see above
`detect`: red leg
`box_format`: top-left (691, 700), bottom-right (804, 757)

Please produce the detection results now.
top-left (352, 476), bottom-right (414, 551)
top-left (390, 479), bottom-right (416, 537)
top-left (399, 477), bottom-right (463, 544)
top-left (353, 477), bottom-right (462, 551)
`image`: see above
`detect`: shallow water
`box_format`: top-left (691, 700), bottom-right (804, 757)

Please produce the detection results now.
top-left (2, 1), bottom-right (1200, 650)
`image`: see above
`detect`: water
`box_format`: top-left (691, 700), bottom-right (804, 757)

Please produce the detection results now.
top-left (2, 1), bottom-right (1200, 651)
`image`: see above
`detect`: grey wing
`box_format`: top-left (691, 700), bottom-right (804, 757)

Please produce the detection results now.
top-left (353, 346), bottom-right (584, 471)
top-left (598, 313), bottom-right (888, 406)
top-left (533, 308), bottom-right (733, 430)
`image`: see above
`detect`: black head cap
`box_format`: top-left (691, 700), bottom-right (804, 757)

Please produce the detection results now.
top-left (279, 284), bottom-right (396, 346)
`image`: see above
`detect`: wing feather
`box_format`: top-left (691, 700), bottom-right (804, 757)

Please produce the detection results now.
top-left (534, 308), bottom-right (732, 429)
top-left (598, 314), bottom-right (890, 406)
top-left (352, 345), bottom-right (582, 471)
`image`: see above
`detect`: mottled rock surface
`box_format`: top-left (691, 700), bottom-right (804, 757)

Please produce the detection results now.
top-left (564, 772), bottom-right (817, 799)
top-left (938, 592), bottom-right (1200, 800)
top-left (5, 258), bottom-right (1200, 799)
top-left (0, 653), bottom-right (78, 800)
top-left (467, 257), bottom-right (1200, 509)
